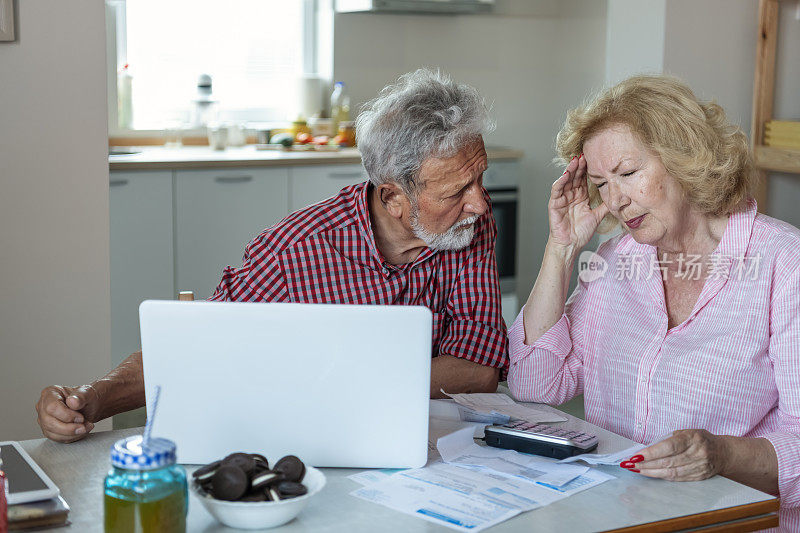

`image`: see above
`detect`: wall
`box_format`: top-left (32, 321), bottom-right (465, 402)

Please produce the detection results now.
top-left (663, 0), bottom-right (800, 228)
top-left (605, 0), bottom-right (665, 84)
top-left (333, 0), bottom-right (609, 306)
top-left (0, 0), bottom-right (111, 440)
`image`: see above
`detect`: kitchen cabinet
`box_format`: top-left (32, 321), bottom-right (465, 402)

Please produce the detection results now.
top-left (175, 168), bottom-right (290, 300)
top-left (289, 164), bottom-right (366, 211)
top-left (109, 170), bottom-right (174, 367)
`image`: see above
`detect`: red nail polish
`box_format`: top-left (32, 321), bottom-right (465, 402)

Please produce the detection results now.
top-left (620, 461), bottom-right (635, 469)
top-left (629, 455), bottom-right (644, 463)
top-left (630, 469), bottom-right (640, 473)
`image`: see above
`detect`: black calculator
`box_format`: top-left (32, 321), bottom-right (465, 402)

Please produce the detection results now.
top-left (484, 421), bottom-right (598, 459)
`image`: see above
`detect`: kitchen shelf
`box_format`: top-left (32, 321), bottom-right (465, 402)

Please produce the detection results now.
top-left (750, 0), bottom-right (798, 213)
top-left (754, 145), bottom-right (800, 174)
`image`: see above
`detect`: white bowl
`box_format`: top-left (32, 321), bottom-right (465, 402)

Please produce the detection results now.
top-left (191, 466), bottom-right (326, 530)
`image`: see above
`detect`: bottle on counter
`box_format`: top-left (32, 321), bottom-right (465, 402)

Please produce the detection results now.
top-left (103, 435), bottom-right (187, 533)
top-left (117, 64), bottom-right (133, 130)
top-left (330, 82), bottom-right (350, 134)
top-left (191, 73), bottom-right (219, 129)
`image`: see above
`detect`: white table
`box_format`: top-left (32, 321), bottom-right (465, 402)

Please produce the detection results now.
top-left (19, 404), bottom-right (778, 532)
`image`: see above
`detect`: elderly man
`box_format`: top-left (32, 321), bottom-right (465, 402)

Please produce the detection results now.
top-left (35, 69), bottom-right (509, 443)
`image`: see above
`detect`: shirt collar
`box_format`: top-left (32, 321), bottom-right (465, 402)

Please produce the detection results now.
top-left (353, 182), bottom-right (437, 272)
top-left (714, 198), bottom-right (757, 259)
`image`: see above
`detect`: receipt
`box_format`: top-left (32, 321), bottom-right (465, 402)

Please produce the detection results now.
top-left (438, 427), bottom-right (589, 488)
top-left (442, 391), bottom-right (566, 424)
top-left (558, 443), bottom-right (646, 465)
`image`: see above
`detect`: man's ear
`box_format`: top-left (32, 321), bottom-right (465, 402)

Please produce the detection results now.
top-left (377, 183), bottom-right (410, 219)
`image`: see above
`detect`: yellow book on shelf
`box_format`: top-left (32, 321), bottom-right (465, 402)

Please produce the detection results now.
top-left (765, 120), bottom-right (800, 136)
top-left (764, 136), bottom-right (800, 150)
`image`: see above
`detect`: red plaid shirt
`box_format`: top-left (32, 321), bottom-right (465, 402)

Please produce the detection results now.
top-left (209, 181), bottom-right (508, 370)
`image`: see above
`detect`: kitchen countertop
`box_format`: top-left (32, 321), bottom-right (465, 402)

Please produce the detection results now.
top-left (108, 145), bottom-right (524, 171)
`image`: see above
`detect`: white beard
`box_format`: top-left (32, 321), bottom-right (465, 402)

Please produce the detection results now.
top-left (410, 203), bottom-right (479, 251)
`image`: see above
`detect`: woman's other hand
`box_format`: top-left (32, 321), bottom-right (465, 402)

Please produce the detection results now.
top-left (548, 154), bottom-right (609, 251)
top-left (622, 429), bottom-right (728, 481)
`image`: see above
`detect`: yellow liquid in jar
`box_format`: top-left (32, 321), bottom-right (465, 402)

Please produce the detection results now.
top-left (104, 489), bottom-right (185, 533)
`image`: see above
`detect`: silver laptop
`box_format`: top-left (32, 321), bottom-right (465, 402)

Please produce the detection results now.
top-left (139, 301), bottom-right (431, 468)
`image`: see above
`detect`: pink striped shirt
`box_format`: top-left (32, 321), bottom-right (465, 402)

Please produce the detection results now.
top-left (508, 200), bottom-right (800, 531)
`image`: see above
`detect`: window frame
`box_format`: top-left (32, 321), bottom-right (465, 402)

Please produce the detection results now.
top-left (106, 0), bottom-right (331, 138)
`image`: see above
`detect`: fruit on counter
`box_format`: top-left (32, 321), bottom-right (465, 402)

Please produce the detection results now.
top-left (269, 133), bottom-right (295, 148)
top-left (312, 135), bottom-right (330, 146)
top-left (332, 134), bottom-right (349, 147)
top-left (295, 132), bottom-right (313, 144)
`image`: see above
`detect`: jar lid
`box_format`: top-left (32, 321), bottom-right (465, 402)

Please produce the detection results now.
top-left (110, 435), bottom-right (177, 470)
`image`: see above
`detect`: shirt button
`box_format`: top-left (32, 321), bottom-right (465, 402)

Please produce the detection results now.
top-left (635, 422), bottom-right (642, 429)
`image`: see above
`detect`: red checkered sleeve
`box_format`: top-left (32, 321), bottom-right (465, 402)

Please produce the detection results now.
top-left (439, 210), bottom-right (509, 372)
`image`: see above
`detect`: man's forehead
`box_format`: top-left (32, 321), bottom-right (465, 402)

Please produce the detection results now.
top-left (419, 140), bottom-right (487, 187)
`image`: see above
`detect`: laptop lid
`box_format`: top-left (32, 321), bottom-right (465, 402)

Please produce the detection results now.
top-left (139, 300), bottom-right (431, 468)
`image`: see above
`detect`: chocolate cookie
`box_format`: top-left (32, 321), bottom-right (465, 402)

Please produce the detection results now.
top-left (211, 465), bottom-right (249, 501)
top-left (273, 455), bottom-right (305, 483)
top-left (251, 470), bottom-right (283, 490)
top-left (251, 453), bottom-right (269, 469)
top-left (277, 481), bottom-right (308, 498)
top-left (192, 460), bottom-right (221, 485)
top-left (266, 487), bottom-right (282, 502)
top-left (240, 490), bottom-right (269, 502)
top-left (222, 452), bottom-right (257, 475)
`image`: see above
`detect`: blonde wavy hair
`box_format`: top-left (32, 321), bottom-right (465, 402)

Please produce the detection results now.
top-left (555, 75), bottom-right (756, 232)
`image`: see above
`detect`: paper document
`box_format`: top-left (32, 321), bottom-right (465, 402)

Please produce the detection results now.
top-left (348, 469), bottom-right (402, 486)
top-left (438, 427), bottom-right (590, 488)
top-left (351, 459), bottom-right (613, 532)
top-left (351, 425), bottom-right (615, 531)
top-left (352, 462), bottom-right (544, 532)
top-left (442, 391), bottom-right (566, 424)
top-left (559, 443), bottom-right (646, 465)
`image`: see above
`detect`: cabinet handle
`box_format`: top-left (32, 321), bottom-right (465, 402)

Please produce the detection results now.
top-left (109, 179), bottom-right (129, 187)
top-left (329, 172), bottom-right (363, 180)
top-left (214, 175), bottom-right (254, 184)
top-left (488, 192), bottom-right (518, 202)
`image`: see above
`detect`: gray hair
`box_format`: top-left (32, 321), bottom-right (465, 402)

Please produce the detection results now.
top-left (355, 68), bottom-right (495, 195)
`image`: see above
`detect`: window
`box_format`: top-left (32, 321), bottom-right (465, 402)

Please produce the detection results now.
top-left (109, 0), bottom-right (329, 131)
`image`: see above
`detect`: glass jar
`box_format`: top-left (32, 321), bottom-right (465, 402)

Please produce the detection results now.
top-left (336, 121), bottom-right (356, 147)
top-left (104, 436), bottom-right (187, 533)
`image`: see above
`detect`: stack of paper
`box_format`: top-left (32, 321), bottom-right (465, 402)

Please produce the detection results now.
top-left (350, 420), bottom-right (615, 532)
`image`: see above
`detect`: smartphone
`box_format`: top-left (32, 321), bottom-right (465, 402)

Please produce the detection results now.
top-left (0, 441), bottom-right (60, 505)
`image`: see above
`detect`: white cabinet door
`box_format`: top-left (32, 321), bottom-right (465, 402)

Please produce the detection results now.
top-left (176, 168), bottom-right (289, 300)
top-left (110, 171), bottom-right (174, 367)
top-left (289, 164), bottom-right (366, 212)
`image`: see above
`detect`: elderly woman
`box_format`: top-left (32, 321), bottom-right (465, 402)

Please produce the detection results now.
top-left (509, 75), bottom-right (800, 528)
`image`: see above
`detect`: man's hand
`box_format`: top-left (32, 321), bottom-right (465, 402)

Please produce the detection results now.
top-left (35, 385), bottom-right (99, 443)
top-left (621, 429), bottom-right (728, 481)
